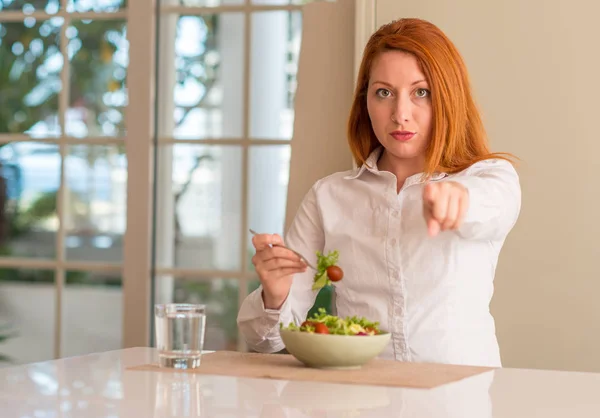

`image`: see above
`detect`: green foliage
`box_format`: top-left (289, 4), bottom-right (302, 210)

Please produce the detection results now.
top-left (281, 307), bottom-right (382, 335)
top-left (0, 18), bottom-right (127, 135)
top-left (312, 249), bottom-right (339, 290)
top-left (0, 189), bottom-right (59, 273)
top-left (7, 191), bottom-right (56, 239)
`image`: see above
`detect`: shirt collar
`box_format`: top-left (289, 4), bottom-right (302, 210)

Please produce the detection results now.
top-left (344, 146), bottom-right (448, 183)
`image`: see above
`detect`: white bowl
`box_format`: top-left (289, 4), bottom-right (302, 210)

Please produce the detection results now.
top-left (279, 329), bottom-right (391, 370)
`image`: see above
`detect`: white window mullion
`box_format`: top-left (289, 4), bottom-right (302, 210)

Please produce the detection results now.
top-left (160, 4), bottom-right (302, 14)
top-left (0, 136), bottom-right (125, 144)
top-left (54, 3), bottom-right (70, 359)
top-left (154, 268), bottom-right (258, 280)
top-left (156, 137), bottom-right (291, 145)
top-left (0, 134), bottom-right (57, 143)
top-left (122, 0), bottom-right (157, 348)
top-left (237, 1), bottom-right (252, 353)
top-left (0, 257), bottom-right (122, 272)
top-left (60, 11), bottom-right (129, 19)
top-left (0, 10), bottom-right (128, 22)
top-left (0, 258), bottom-right (56, 269)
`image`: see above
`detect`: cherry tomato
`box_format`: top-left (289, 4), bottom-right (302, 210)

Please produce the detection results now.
top-left (300, 321), bottom-right (329, 334)
top-left (326, 265), bottom-right (344, 282)
top-left (313, 323), bottom-right (330, 334)
top-left (301, 320), bottom-right (315, 330)
top-left (364, 326), bottom-right (379, 335)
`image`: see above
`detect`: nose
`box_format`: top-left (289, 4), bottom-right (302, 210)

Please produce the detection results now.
top-left (392, 93), bottom-right (411, 123)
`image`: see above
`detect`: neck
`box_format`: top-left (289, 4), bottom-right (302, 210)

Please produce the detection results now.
top-left (378, 150), bottom-right (425, 192)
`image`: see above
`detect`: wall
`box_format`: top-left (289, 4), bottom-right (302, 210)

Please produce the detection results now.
top-left (284, 0), bottom-right (356, 232)
top-left (374, 0), bottom-right (600, 372)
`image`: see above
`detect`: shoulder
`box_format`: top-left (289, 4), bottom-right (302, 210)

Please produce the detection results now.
top-left (448, 158), bottom-right (522, 206)
top-left (296, 168), bottom-right (360, 211)
top-left (455, 158), bottom-right (519, 179)
top-left (310, 168), bottom-right (357, 193)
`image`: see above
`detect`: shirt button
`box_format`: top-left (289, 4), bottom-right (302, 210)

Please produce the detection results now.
top-left (392, 210), bottom-right (399, 217)
top-left (390, 238), bottom-right (397, 246)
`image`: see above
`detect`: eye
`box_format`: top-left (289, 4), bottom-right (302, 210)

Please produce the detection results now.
top-left (415, 88), bottom-right (430, 98)
top-left (375, 88), bottom-right (392, 98)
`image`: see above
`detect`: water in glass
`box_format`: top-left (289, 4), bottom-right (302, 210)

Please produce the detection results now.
top-left (155, 304), bottom-right (206, 369)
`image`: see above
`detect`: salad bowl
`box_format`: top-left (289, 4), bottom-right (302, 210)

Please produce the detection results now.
top-left (279, 309), bottom-right (391, 370)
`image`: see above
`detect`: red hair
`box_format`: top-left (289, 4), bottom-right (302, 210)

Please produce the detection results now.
top-left (348, 18), bottom-right (516, 175)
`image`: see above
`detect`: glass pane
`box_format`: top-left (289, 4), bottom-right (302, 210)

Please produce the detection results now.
top-left (0, 0), bottom-right (60, 13)
top-left (62, 271), bottom-right (122, 358)
top-left (67, 0), bottom-right (126, 12)
top-left (154, 145), bottom-right (242, 270)
top-left (0, 19), bottom-right (63, 137)
top-left (250, 11), bottom-right (301, 139)
top-left (155, 278), bottom-right (238, 351)
top-left (0, 269), bottom-right (55, 366)
top-left (0, 142), bottom-right (59, 259)
top-left (67, 20), bottom-right (128, 137)
top-left (65, 145), bottom-right (127, 262)
top-left (247, 145), bottom-right (290, 269)
top-left (158, 14), bottom-right (244, 140)
top-left (163, 0), bottom-right (242, 6)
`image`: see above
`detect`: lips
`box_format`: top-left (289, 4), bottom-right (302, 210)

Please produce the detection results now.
top-left (390, 131), bottom-right (416, 141)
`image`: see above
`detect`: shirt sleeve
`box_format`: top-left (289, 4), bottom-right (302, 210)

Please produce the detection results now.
top-left (448, 158), bottom-right (522, 241)
top-left (237, 182), bottom-right (325, 353)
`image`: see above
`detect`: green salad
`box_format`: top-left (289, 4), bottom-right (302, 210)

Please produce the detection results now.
top-left (280, 308), bottom-right (383, 336)
top-left (312, 250), bottom-right (344, 290)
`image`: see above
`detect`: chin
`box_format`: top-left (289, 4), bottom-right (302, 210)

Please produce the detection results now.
top-left (383, 142), bottom-right (424, 161)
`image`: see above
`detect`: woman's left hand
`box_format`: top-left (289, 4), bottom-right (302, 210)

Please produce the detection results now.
top-left (422, 181), bottom-right (469, 237)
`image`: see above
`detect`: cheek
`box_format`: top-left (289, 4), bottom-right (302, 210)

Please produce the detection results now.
top-left (416, 104), bottom-right (433, 132)
top-left (425, 109), bottom-right (433, 134)
top-left (366, 97), bottom-right (375, 123)
top-left (366, 99), bottom-right (388, 132)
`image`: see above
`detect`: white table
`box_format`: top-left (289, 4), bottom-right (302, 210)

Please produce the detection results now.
top-left (0, 347), bottom-right (599, 417)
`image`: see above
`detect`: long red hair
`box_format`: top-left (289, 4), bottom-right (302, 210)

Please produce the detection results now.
top-left (348, 18), bottom-right (516, 175)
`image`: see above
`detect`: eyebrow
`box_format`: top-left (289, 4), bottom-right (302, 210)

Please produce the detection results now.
top-left (371, 79), bottom-right (428, 88)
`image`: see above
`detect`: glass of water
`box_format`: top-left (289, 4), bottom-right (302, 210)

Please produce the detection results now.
top-left (155, 303), bottom-right (206, 369)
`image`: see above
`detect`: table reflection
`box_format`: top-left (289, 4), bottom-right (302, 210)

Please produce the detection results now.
top-left (150, 367), bottom-right (493, 418)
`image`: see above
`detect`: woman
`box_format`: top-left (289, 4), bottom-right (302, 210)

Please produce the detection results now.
top-left (237, 18), bottom-right (521, 367)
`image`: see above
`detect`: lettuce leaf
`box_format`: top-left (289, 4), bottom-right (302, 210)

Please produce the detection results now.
top-left (311, 250), bottom-right (339, 290)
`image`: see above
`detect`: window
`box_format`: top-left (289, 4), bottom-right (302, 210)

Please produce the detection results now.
top-left (0, 0), bottom-right (331, 365)
top-left (152, 0), bottom-right (308, 351)
top-left (0, 0), bottom-right (129, 364)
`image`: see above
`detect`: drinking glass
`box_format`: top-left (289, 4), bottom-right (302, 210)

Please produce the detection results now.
top-left (154, 303), bottom-right (206, 369)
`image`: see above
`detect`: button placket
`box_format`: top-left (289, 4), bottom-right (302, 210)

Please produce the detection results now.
top-left (395, 191), bottom-right (411, 361)
top-left (387, 202), bottom-right (406, 360)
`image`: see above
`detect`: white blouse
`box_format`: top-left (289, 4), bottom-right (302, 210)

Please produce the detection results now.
top-left (237, 147), bottom-right (521, 367)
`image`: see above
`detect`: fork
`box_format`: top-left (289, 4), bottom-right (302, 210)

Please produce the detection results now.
top-left (248, 228), bottom-right (317, 271)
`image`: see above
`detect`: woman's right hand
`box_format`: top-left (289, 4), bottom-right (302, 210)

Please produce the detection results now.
top-left (251, 233), bottom-right (307, 310)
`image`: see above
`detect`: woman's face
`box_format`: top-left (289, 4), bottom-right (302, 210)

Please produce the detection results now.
top-left (366, 50), bottom-right (433, 165)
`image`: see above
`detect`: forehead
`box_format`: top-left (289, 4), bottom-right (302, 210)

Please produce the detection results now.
top-left (369, 50), bottom-right (427, 85)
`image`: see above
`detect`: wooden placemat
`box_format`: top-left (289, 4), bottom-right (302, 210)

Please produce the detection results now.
top-left (128, 351), bottom-right (495, 389)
